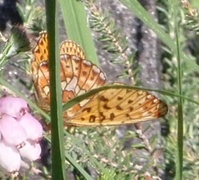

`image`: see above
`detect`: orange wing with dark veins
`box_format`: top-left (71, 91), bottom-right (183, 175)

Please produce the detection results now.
top-left (66, 86), bottom-right (168, 126)
top-left (32, 32), bottom-right (168, 126)
top-left (32, 32), bottom-right (107, 117)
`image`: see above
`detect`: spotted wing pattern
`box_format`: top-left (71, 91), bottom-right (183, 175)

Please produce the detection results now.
top-left (67, 86), bottom-right (168, 126)
top-left (32, 32), bottom-right (49, 110)
top-left (32, 32), bottom-right (168, 126)
top-left (32, 32), bottom-right (106, 116)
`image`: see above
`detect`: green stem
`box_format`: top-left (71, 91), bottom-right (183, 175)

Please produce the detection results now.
top-left (45, 0), bottom-right (66, 179)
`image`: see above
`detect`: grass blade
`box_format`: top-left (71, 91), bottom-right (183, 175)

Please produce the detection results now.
top-left (46, 1), bottom-right (66, 179)
top-left (175, 12), bottom-right (183, 180)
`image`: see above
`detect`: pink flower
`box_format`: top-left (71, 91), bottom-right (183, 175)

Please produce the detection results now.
top-left (0, 95), bottom-right (43, 176)
top-left (18, 112), bottom-right (43, 142)
top-left (19, 140), bottom-right (41, 161)
top-left (0, 114), bottom-right (27, 147)
top-left (0, 96), bottom-right (28, 118)
top-left (0, 140), bottom-right (21, 173)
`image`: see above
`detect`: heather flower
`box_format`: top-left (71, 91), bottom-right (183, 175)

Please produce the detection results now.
top-left (0, 114), bottom-right (27, 147)
top-left (0, 96), bottom-right (28, 118)
top-left (19, 140), bottom-right (42, 161)
top-left (0, 95), bottom-right (43, 176)
top-left (18, 112), bottom-right (43, 142)
top-left (0, 140), bottom-right (21, 174)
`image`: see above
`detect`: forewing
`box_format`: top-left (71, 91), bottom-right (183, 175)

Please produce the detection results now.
top-left (32, 32), bottom-right (50, 110)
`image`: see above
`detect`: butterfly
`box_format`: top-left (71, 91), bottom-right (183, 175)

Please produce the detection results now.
top-left (31, 32), bottom-right (168, 126)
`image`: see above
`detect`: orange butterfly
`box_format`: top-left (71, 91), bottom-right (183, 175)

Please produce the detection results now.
top-left (31, 32), bottom-right (168, 126)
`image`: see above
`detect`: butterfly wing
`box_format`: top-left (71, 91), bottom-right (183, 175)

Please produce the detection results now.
top-left (60, 41), bottom-right (107, 117)
top-left (32, 32), bottom-right (50, 110)
top-left (60, 41), bottom-right (106, 98)
top-left (32, 32), bottom-right (107, 115)
top-left (32, 32), bottom-right (168, 126)
top-left (60, 40), bottom-right (86, 59)
top-left (66, 86), bottom-right (168, 126)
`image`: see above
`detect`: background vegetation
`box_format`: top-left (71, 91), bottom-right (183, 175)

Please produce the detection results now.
top-left (0, 0), bottom-right (198, 179)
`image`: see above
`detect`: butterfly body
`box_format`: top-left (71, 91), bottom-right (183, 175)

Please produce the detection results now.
top-left (32, 32), bottom-right (168, 126)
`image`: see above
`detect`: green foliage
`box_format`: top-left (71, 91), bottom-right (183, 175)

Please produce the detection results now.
top-left (0, 0), bottom-right (199, 179)
top-left (85, 0), bottom-right (136, 82)
top-left (157, 0), bottom-right (199, 179)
